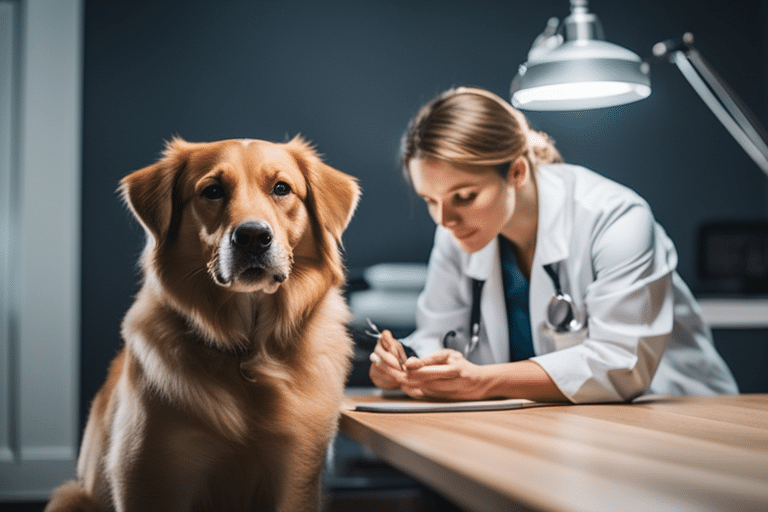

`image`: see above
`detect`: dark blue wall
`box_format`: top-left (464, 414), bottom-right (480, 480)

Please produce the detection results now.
top-left (81, 0), bottom-right (768, 423)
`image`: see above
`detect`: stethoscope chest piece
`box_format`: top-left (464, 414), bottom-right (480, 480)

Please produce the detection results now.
top-left (546, 292), bottom-right (583, 333)
top-left (543, 264), bottom-right (584, 333)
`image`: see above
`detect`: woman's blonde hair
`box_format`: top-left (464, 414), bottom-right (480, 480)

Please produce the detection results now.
top-left (401, 87), bottom-right (562, 178)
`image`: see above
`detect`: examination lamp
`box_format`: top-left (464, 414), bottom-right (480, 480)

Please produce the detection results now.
top-left (510, 1), bottom-right (768, 179)
top-left (510, 0), bottom-right (651, 111)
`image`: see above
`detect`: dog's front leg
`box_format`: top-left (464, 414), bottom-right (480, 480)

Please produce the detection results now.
top-left (275, 472), bottom-right (323, 512)
top-left (272, 436), bottom-right (333, 512)
top-left (106, 397), bottom-right (211, 512)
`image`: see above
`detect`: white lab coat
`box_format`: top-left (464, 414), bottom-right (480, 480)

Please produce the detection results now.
top-left (403, 164), bottom-right (738, 403)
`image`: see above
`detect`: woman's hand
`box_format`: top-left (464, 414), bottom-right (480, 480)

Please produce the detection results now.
top-left (371, 337), bottom-right (569, 403)
top-left (400, 349), bottom-right (490, 401)
top-left (368, 330), bottom-right (410, 390)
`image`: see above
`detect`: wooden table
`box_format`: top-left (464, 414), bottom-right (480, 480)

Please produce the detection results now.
top-left (340, 392), bottom-right (768, 512)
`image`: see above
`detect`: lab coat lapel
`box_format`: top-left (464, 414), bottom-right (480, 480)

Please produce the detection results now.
top-left (466, 237), bottom-right (508, 363)
top-left (534, 166), bottom-right (571, 266)
top-left (530, 166), bottom-right (572, 353)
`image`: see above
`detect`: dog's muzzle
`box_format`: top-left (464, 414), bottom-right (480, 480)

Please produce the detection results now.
top-left (213, 221), bottom-right (288, 290)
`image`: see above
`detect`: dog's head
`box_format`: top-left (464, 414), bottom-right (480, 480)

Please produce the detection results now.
top-left (121, 137), bottom-right (360, 297)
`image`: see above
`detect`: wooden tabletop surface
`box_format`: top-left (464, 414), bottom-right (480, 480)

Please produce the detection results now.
top-left (339, 392), bottom-right (768, 512)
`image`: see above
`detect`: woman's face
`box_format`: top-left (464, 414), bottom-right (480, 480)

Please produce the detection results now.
top-left (409, 158), bottom-right (516, 253)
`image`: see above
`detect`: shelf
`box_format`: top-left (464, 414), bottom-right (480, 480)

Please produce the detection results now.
top-left (697, 298), bottom-right (768, 328)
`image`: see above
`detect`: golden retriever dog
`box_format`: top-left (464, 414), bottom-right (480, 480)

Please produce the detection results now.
top-left (45, 136), bottom-right (360, 512)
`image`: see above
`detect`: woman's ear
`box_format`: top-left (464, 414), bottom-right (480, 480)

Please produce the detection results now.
top-left (508, 155), bottom-right (529, 188)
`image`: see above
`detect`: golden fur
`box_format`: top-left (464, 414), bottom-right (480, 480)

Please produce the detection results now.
top-left (45, 137), bottom-right (360, 512)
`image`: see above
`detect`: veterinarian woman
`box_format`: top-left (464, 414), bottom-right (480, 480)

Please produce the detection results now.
top-left (368, 87), bottom-right (738, 403)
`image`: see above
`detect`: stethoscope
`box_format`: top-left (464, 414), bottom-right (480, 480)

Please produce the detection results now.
top-left (442, 278), bottom-right (485, 356)
top-left (542, 264), bottom-right (584, 334)
top-left (445, 263), bottom-right (583, 357)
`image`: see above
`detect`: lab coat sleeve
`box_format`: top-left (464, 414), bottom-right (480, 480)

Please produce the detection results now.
top-left (401, 228), bottom-right (472, 357)
top-left (532, 202), bottom-right (676, 403)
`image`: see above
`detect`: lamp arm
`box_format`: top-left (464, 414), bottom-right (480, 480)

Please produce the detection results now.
top-left (662, 38), bottom-right (768, 178)
top-left (687, 49), bottom-right (768, 150)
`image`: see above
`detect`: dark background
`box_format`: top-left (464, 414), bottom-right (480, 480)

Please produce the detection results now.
top-left (81, 0), bottom-right (768, 431)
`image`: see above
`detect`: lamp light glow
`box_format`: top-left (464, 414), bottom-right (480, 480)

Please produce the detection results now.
top-left (513, 82), bottom-right (651, 110)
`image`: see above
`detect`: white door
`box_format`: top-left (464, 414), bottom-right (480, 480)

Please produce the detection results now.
top-left (0, 0), bottom-right (82, 500)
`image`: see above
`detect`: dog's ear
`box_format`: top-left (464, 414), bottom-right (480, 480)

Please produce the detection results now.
top-left (120, 137), bottom-right (192, 245)
top-left (287, 136), bottom-right (361, 244)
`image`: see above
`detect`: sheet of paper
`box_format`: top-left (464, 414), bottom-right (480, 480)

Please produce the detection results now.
top-left (354, 398), bottom-right (534, 413)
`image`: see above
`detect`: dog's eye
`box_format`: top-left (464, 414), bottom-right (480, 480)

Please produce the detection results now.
top-left (273, 181), bottom-right (291, 197)
top-left (202, 184), bottom-right (225, 200)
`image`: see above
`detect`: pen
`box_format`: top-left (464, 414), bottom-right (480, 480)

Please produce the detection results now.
top-left (365, 318), bottom-right (418, 362)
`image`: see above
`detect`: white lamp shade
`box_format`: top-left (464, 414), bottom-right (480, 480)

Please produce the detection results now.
top-left (511, 39), bottom-right (651, 110)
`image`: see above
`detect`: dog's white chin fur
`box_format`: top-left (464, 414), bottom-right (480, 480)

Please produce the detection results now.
top-left (216, 273), bottom-right (286, 294)
top-left (232, 279), bottom-right (283, 294)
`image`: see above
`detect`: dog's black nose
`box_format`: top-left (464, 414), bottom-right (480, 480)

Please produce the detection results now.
top-left (232, 222), bottom-right (273, 255)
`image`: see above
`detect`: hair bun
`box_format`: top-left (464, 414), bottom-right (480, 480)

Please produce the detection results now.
top-left (528, 130), bottom-right (563, 164)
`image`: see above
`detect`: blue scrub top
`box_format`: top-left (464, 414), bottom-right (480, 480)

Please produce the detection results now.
top-left (499, 236), bottom-right (535, 361)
